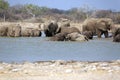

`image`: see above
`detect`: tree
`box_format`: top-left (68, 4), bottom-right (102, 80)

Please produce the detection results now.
top-left (0, 0), bottom-right (9, 21)
top-left (80, 4), bottom-right (96, 19)
top-left (24, 4), bottom-right (43, 18)
top-left (67, 8), bottom-right (87, 22)
top-left (93, 10), bottom-right (112, 18)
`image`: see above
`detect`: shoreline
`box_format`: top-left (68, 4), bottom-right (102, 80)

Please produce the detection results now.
top-left (0, 58), bottom-right (117, 64)
top-left (0, 60), bottom-right (120, 80)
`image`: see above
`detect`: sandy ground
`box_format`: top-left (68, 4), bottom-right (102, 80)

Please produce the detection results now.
top-left (0, 60), bottom-right (120, 80)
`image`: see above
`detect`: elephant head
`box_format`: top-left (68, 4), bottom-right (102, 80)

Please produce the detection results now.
top-left (97, 18), bottom-right (114, 31)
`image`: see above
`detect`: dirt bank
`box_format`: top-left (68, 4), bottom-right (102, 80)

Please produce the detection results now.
top-left (0, 60), bottom-right (120, 80)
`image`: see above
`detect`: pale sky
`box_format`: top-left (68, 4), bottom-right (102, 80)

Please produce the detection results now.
top-left (7, 0), bottom-right (120, 11)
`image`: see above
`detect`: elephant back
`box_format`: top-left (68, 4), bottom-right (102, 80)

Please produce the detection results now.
top-left (60, 27), bottom-right (80, 34)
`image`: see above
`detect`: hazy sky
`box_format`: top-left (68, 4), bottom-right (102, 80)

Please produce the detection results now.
top-left (7, 0), bottom-right (120, 11)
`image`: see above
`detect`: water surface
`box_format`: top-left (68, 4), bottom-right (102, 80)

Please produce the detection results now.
top-left (0, 37), bottom-right (120, 63)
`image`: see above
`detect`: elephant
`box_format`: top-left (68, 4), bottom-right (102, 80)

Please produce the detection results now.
top-left (21, 28), bottom-right (41, 37)
top-left (66, 32), bottom-right (88, 42)
top-left (113, 28), bottom-right (120, 42)
top-left (113, 34), bottom-right (120, 42)
top-left (82, 18), bottom-right (114, 38)
top-left (0, 26), bottom-right (8, 36)
top-left (39, 21), bottom-right (59, 37)
top-left (0, 24), bottom-right (21, 37)
top-left (82, 31), bottom-right (93, 39)
top-left (50, 33), bottom-right (68, 41)
top-left (7, 24), bottom-right (21, 37)
top-left (50, 26), bottom-right (81, 41)
top-left (33, 29), bottom-right (42, 37)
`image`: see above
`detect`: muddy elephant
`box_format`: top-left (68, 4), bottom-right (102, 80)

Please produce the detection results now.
top-left (0, 26), bottom-right (8, 36)
top-left (0, 24), bottom-right (21, 37)
top-left (21, 28), bottom-right (41, 37)
top-left (7, 24), bottom-right (21, 37)
top-left (113, 28), bottom-right (120, 42)
top-left (66, 32), bottom-right (88, 42)
top-left (82, 31), bottom-right (93, 39)
top-left (82, 18), bottom-right (114, 38)
top-left (50, 33), bottom-right (68, 41)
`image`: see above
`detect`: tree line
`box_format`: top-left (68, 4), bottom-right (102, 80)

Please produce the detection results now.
top-left (0, 0), bottom-right (120, 23)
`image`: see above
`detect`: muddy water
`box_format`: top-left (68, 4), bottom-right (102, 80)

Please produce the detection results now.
top-left (0, 37), bottom-right (120, 63)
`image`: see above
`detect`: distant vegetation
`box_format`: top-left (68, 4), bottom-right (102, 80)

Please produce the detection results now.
top-left (0, 0), bottom-right (120, 23)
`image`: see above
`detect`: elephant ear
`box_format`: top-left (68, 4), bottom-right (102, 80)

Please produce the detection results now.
top-left (97, 21), bottom-right (107, 31)
top-left (100, 18), bottom-right (113, 30)
top-left (106, 21), bottom-right (114, 30)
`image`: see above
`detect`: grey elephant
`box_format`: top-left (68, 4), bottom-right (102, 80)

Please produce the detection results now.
top-left (0, 24), bottom-right (21, 37)
top-left (82, 18), bottom-right (114, 38)
top-left (7, 24), bottom-right (21, 37)
top-left (66, 32), bottom-right (88, 42)
top-left (113, 35), bottom-right (120, 42)
top-left (39, 21), bottom-right (59, 37)
top-left (21, 28), bottom-right (41, 37)
top-left (0, 26), bottom-right (8, 36)
top-left (50, 33), bottom-right (68, 41)
top-left (113, 28), bottom-right (120, 42)
top-left (82, 31), bottom-right (93, 39)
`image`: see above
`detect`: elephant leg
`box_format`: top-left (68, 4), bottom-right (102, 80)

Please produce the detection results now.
top-left (44, 30), bottom-right (52, 37)
top-left (104, 31), bottom-right (108, 38)
top-left (97, 30), bottom-right (102, 38)
top-left (52, 32), bottom-right (55, 36)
